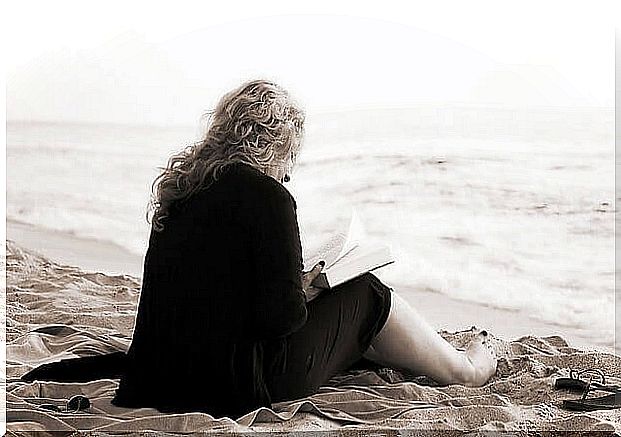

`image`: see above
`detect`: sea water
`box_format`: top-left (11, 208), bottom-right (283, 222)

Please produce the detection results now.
top-left (7, 106), bottom-right (615, 346)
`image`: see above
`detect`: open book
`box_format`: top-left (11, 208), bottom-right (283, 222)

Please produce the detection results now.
top-left (303, 210), bottom-right (394, 289)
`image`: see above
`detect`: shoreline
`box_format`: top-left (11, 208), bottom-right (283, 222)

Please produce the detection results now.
top-left (6, 218), bottom-right (613, 353)
top-left (7, 219), bottom-right (144, 278)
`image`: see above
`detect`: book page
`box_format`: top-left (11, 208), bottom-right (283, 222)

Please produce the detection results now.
top-left (325, 244), bottom-right (394, 287)
top-left (338, 208), bottom-right (365, 264)
top-left (303, 231), bottom-right (347, 270)
top-left (303, 208), bottom-right (363, 270)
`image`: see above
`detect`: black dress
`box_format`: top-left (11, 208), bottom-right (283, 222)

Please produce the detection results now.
top-left (22, 162), bottom-right (393, 419)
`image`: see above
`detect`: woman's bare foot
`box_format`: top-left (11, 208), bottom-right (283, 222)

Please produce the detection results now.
top-left (459, 331), bottom-right (497, 387)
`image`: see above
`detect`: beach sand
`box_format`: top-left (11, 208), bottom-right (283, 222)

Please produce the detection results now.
top-left (5, 237), bottom-right (620, 434)
top-left (7, 218), bottom-right (612, 353)
top-left (7, 219), bottom-right (144, 278)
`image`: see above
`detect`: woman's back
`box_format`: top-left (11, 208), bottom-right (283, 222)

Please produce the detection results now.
top-left (112, 162), bottom-right (308, 417)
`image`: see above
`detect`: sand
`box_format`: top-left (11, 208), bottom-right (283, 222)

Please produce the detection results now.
top-left (7, 219), bottom-right (144, 278)
top-left (4, 234), bottom-right (621, 433)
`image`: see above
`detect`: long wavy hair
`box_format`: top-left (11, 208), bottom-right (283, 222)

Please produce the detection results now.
top-left (148, 80), bottom-right (305, 232)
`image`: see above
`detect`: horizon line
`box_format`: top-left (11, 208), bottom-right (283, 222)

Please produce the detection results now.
top-left (6, 102), bottom-right (615, 129)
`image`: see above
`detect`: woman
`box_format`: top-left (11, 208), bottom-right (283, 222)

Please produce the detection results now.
top-left (23, 80), bottom-right (496, 418)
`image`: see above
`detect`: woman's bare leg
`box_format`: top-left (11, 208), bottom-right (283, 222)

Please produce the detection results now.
top-left (364, 290), bottom-right (497, 386)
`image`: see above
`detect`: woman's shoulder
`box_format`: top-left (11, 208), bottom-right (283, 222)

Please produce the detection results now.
top-left (222, 162), bottom-right (296, 207)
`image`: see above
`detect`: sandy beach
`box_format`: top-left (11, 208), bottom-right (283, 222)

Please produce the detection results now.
top-left (7, 218), bottom-right (612, 353)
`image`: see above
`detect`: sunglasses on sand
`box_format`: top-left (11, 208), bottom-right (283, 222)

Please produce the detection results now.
top-left (38, 395), bottom-right (91, 413)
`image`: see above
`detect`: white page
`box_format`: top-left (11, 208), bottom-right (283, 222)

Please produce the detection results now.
top-left (336, 208), bottom-right (365, 266)
top-left (303, 231), bottom-right (347, 270)
top-left (325, 244), bottom-right (394, 287)
top-left (303, 208), bottom-right (363, 270)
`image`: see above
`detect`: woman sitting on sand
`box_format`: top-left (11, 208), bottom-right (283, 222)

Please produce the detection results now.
top-left (25, 80), bottom-right (496, 418)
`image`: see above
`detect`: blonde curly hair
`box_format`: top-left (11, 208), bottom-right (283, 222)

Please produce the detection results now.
top-left (148, 79), bottom-right (305, 232)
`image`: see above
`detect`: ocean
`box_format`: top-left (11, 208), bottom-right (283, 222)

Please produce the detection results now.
top-left (7, 105), bottom-right (615, 346)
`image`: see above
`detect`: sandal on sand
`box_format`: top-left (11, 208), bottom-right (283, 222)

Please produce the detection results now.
top-left (555, 368), bottom-right (621, 411)
top-left (555, 368), bottom-right (606, 391)
top-left (563, 392), bottom-right (621, 411)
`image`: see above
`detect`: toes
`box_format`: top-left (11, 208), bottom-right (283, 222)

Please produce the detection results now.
top-left (477, 329), bottom-right (493, 344)
top-left (469, 335), bottom-right (485, 348)
top-left (481, 337), bottom-right (496, 354)
top-left (485, 344), bottom-right (498, 361)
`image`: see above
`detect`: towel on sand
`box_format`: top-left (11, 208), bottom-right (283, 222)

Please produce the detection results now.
top-left (4, 241), bottom-right (620, 434)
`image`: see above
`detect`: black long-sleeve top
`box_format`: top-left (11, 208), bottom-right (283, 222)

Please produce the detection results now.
top-left (111, 162), bottom-right (308, 418)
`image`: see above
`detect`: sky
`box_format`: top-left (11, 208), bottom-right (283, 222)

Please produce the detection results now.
top-left (4, 0), bottom-right (618, 125)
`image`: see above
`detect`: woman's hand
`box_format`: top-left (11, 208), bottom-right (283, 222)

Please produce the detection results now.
top-left (302, 261), bottom-right (325, 303)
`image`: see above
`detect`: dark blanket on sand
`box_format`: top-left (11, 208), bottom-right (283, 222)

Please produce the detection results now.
top-left (4, 241), bottom-right (620, 434)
